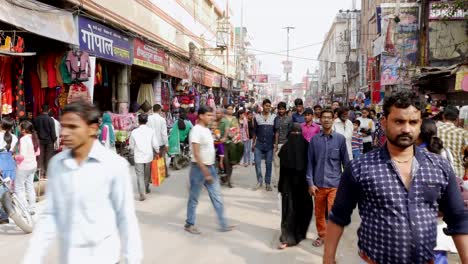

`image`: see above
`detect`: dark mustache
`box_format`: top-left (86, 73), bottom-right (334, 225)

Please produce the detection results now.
top-left (397, 134), bottom-right (412, 139)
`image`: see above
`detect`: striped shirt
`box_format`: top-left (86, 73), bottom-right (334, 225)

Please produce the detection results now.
top-left (351, 131), bottom-right (363, 151)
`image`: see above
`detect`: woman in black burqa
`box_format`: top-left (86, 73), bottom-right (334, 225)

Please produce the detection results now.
top-left (278, 124), bottom-right (313, 249)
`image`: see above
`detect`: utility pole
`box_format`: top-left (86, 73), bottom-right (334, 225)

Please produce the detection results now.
top-left (283, 26), bottom-right (294, 82)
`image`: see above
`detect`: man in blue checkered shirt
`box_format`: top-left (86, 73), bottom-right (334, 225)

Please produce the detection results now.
top-left (324, 90), bottom-right (468, 264)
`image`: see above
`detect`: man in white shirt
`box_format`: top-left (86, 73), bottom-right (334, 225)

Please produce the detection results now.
top-left (49, 111), bottom-right (61, 150)
top-left (130, 113), bottom-right (160, 201)
top-left (184, 106), bottom-right (234, 235)
top-left (333, 107), bottom-right (353, 160)
top-left (147, 104), bottom-right (169, 176)
top-left (22, 100), bottom-right (142, 264)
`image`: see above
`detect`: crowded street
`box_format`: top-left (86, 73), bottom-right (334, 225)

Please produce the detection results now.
top-left (1, 164), bottom-right (368, 264)
top-left (0, 0), bottom-right (467, 263)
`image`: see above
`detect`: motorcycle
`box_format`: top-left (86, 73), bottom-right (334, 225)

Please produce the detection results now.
top-left (0, 176), bottom-right (34, 233)
top-left (172, 142), bottom-right (191, 170)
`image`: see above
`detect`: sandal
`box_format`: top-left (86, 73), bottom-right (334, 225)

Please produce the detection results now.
top-left (278, 243), bottom-right (288, 250)
top-left (312, 237), bottom-right (324, 247)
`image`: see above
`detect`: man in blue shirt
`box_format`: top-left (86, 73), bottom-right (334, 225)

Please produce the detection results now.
top-left (324, 90), bottom-right (468, 264)
top-left (292, 98), bottom-right (305, 124)
top-left (252, 99), bottom-right (276, 191)
top-left (306, 108), bottom-right (349, 248)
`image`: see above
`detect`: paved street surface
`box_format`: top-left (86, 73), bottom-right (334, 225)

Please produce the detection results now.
top-left (0, 164), bottom-right (460, 263)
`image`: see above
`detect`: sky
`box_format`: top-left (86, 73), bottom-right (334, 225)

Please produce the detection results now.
top-left (229, 0), bottom-right (361, 84)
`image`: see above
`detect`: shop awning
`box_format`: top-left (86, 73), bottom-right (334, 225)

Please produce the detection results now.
top-left (0, 0), bottom-right (78, 45)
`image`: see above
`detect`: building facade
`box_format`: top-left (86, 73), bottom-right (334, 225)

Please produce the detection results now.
top-left (318, 10), bottom-right (361, 104)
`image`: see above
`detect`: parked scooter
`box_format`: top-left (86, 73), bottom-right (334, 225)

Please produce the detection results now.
top-left (172, 142), bottom-right (191, 170)
top-left (0, 175), bottom-right (34, 233)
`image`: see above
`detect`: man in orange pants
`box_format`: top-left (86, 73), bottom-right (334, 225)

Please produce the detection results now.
top-left (306, 108), bottom-right (349, 247)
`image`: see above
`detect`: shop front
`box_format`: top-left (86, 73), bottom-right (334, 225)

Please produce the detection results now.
top-left (130, 38), bottom-right (167, 113)
top-left (0, 0), bottom-right (78, 120)
top-left (77, 16), bottom-right (133, 114)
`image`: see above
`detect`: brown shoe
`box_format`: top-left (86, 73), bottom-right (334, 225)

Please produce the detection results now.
top-left (184, 225), bottom-right (201, 235)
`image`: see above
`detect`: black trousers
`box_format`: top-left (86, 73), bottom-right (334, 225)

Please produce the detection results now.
top-left (39, 143), bottom-right (55, 176)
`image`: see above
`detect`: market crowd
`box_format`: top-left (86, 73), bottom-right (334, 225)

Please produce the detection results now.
top-left (0, 89), bottom-right (466, 264)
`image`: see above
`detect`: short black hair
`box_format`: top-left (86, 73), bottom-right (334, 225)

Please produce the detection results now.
top-left (138, 113), bottom-right (149, 124)
top-left (313, 105), bottom-right (322, 110)
top-left (153, 104), bottom-right (162, 112)
top-left (294, 98), bottom-right (303, 106)
top-left (198, 105), bottom-right (214, 115)
top-left (337, 107), bottom-right (349, 117)
top-left (370, 109), bottom-right (377, 115)
top-left (383, 90), bottom-right (422, 117)
top-left (277, 102), bottom-right (287, 110)
top-left (263, 99), bottom-right (272, 106)
top-left (321, 108), bottom-right (334, 118)
top-left (362, 107), bottom-right (371, 113)
top-left (189, 107), bottom-right (196, 113)
top-left (304, 108), bottom-right (314, 115)
top-left (353, 119), bottom-right (361, 126)
top-left (42, 104), bottom-right (49, 112)
top-left (62, 100), bottom-right (100, 125)
top-left (443, 106), bottom-right (459, 121)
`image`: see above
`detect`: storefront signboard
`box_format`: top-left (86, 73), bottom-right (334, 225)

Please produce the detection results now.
top-left (133, 39), bottom-right (167, 72)
top-left (167, 56), bottom-right (189, 79)
top-left (212, 73), bottom-right (222, 87)
top-left (78, 16), bottom-right (132, 65)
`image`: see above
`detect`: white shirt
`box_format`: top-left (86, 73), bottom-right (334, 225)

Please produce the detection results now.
top-left (130, 125), bottom-right (159, 164)
top-left (0, 131), bottom-right (18, 151)
top-left (17, 134), bottom-right (37, 171)
top-left (190, 124), bottom-right (215, 165)
top-left (52, 117), bottom-right (61, 146)
top-left (357, 117), bottom-right (375, 143)
top-left (147, 113), bottom-right (168, 147)
top-left (333, 119), bottom-right (354, 160)
top-left (22, 140), bottom-right (143, 264)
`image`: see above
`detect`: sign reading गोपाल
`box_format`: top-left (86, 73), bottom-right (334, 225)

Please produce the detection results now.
top-left (78, 16), bottom-right (132, 65)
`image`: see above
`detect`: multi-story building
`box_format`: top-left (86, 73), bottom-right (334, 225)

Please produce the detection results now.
top-left (0, 0), bottom-right (238, 116)
top-left (318, 10), bottom-right (361, 104)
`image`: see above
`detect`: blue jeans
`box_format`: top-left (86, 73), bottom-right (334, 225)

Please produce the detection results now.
top-left (186, 163), bottom-right (227, 229)
top-left (254, 147), bottom-right (273, 185)
top-left (242, 140), bottom-right (252, 164)
top-left (352, 149), bottom-right (361, 159)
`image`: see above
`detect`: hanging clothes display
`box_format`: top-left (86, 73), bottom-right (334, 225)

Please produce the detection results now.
top-left (137, 83), bottom-right (154, 107)
top-left (66, 50), bottom-right (91, 82)
top-left (37, 55), bottom-right (48, 88)
top-left (67, 83), bottom-right (91, 104)
top-left (161, 80), bottom-right (171, 111)
top-left (15, 57), bottom-right (26, 118)
top-left (59, 54), bottom-right (72, 84)
top-left (0, 56), bottom-right (13, 115)
top-left (45, 54), bottom-right (58, 88)
top-left (30, 67), bottom-right (44, 117)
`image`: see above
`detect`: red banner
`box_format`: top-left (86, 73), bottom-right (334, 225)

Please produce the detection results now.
top-left (133, 39), bottom-right (167, 72)
top-left (167, 56), bottom-right (189, 79)
top-left (212, 73), bottom-right (222, 87)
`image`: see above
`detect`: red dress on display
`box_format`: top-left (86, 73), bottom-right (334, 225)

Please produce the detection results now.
top-left (0, 56), bottom-right (13, 114)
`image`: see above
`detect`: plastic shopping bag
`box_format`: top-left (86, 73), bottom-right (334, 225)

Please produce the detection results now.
top-left (151, 157), bottom-right (166, 186)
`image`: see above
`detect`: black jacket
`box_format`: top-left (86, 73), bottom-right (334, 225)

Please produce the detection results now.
top-left (33, 114), bottom-right (57, 145)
